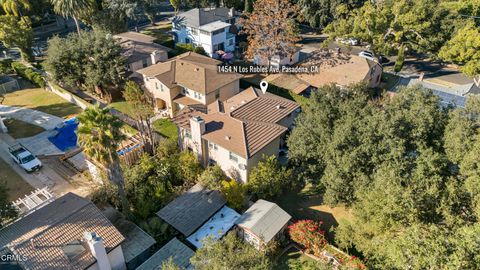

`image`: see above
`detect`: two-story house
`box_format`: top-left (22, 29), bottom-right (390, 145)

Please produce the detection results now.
top-left (173, 87), bottom-right (300, 183)
top-left (171, 7), bottom-right (238, 57)
top-left (137, 52), bottom-right (243, 117)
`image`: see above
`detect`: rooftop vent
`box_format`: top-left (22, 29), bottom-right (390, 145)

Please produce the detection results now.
top-left (225, 136), bottom-right (231, 140)
top-left (276, 105), bottom-right (284, 109)
top-left (195, 68), bottom-right (200, 71)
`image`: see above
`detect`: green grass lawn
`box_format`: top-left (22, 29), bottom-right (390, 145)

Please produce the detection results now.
top-left (2, 86), bottom-right (82, 118)
top-left (153, 118), bottom-right (178, 139)
top-left (274, 184), bottom-right (353, 241)
top-left (276, 247), bottom-right (321, 270)
top-left (0, 158), bottom-right (33, 201)
top-left (109, 101), bottom-right (135, 117)
top-left (4, 118), bottom-right (45, 138)
top-left (141, 23), bottom-right (173, 47)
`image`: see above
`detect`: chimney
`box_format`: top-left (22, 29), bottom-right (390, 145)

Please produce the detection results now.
top-left (84, 232), bottom-right (111, 270)
top-left (419, 72), bottom-right (425, 81)
top-left (189, 116), bottom-right (207, 165)
top-left (151, 50), bottom-right (162, 65)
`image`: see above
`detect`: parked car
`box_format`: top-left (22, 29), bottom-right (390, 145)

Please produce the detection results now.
top-left (358, 51), bottom-right (376, 61)
top-left (336, 37), bottom-right (359, 46)
top-left (8, 143), bottom-right (42, 172)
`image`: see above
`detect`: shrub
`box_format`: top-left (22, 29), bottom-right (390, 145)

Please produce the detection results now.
top-left (0, 59), bottom-right (13, 74)
top-left (198, 165), bottom-right (226, 190)
top-left (394, 44), bottom-right (405, 73)
top-left (248, 155), bottom-right (292, 199)
top-left (11, 62), bottom-right (45, 87)
top-left (288, 220), bottom-right (327, 256)
top-left (220, 179), bottom-right (247, 210)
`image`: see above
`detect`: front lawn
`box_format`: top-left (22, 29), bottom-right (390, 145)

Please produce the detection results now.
top-left (3, 118), bottom-right (45, 138)
top-left (141, 23), bottom-right (173, 47)
top-left (274, 184), bottom-right (353, 241)
top-left (2, 86), bottom-right (82, 118)
top-left (153, 118), bottom-right (178, 139)
top-left (0, 158), bottom-right (33, 201)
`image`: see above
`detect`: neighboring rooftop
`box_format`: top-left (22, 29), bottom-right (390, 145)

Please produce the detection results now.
top-left (297, 50), bottom-right (380, 89)
top-left (156, 183), bottom-right (226, 236)
top-left (0, 193), bottom-right (125, 270)
top-left (235, 199), bottom-right (291, 243)
top-left (137, 52), bottom-right (242, 94)
top-left (136, 238), bottom-right (194, 270)
top-left (173, 7), bottom-right (237, 27)
top-left (265, 73), bottom-right (311, 95)
top-left (186, 205), bottom-right (240, 248)
top-left (114, 32), bottom-right (170, 64)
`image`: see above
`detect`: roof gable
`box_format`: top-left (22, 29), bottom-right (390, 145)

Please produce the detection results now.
top-left (235, 200), bottom-right (291, 243)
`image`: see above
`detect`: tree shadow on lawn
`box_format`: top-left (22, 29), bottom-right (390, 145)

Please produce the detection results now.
top-left (274, 186), bottom-right (353, 242)
top-left (32, 103), bottom-right (83, 119)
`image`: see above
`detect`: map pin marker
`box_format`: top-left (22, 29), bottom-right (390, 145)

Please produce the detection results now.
top-left (260, 80), bottom-right (268, 94)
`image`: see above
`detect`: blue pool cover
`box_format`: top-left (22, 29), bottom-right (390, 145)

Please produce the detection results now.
top-left (49, 118), bottom-right (79, 151)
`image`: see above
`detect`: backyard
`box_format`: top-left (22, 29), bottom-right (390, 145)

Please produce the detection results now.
top-left (274, 184), bottom-right (353, 241)
top-left (1, 81), bottom-right (82, 118)
top-left (0, 158), bottom-right (33, 201)
top-left (153, 118), bottom-right (178, 140)
top-left (275, 247), bottom-right (322, 270)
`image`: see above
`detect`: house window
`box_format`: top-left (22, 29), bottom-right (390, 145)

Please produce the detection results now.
top-left (142, 58), bottom-right (148, 68)
top-left (193, 91), bottom-right (203, 100)
top-left (209, 141), bottom-right (218, 150)
top-left (213, 43), bottom-right (225, 52)
top-left (200, 30), bottom-right (209, 35)
top-left (183, 87), bottom-right (189, 95)
top-left (229, 152), bottom-right (239, 162)
top-left (228, 39), bottom-right (233, 46)
top-left (190, 27), bottom-right (199, 35)
top-left (215, 90), bottom-right (220, 99)
top-left (155, 82), bottom-right (159, 90)
top-left (185, 130), bottom-right (192, 139)
top-left (212, 29), bottom-right (224, 36)
top-left (160, 84), bottom-right (164, 92)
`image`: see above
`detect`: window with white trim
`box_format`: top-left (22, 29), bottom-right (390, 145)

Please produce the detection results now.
top-left (229, 152), bottom-right (239, 162)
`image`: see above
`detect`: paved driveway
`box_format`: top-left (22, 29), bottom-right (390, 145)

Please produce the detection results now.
top-left (0, 105), bottom-right (63, 130)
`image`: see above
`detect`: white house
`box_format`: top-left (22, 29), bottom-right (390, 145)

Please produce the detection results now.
top-left (171, 7), bottom-right (238, 58)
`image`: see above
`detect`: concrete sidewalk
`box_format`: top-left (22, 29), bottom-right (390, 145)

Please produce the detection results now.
top-left (0, 105), bottom-right (64, 130)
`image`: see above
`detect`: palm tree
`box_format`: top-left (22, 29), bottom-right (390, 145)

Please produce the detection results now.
top-left (77, 106), bottom-right (130, 214)
top-left (49, 0), bottom-right (93, 35)
top-left (0, 0), bottom-right (31, 17)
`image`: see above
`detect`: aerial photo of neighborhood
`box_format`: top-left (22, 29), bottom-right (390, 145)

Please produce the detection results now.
top-left (0, 0), bottom-right (479, 269)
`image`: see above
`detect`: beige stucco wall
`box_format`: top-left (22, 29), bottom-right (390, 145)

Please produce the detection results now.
top-left (246, 137), bottom-right (281, 181)
top-left (204, 80), bottom-right (241, 104)
top-left (143, 76), bottom-right (181, 117)
top-left (206, 141), bottom-right (248, 183)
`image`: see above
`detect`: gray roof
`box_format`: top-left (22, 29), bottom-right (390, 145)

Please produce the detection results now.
top-left (156, 183), bottom-right (226, 236)
top-left (136, 238), bottom-right (194, 270)
top-left (235, 200), bottom-right (291, 243)
top-left (113, 217), bottom-right (156, 264)
top-left (0, 193), bottom-right (125, 270)
top-left (173, 7), bottom-right (234, 27)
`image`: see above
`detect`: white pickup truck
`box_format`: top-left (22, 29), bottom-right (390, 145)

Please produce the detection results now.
top-left (8, 144), bottom-right (42, 173)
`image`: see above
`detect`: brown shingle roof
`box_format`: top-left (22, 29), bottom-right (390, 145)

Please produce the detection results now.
top-left (230, 88), bottom-right (300, 123)
top-left (137, 52), bottom-right (242, 94)
top-left (0, 193), bottom-right (125, 270)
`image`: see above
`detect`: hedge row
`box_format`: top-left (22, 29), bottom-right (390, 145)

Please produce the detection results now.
top-left (11, 62), bottom-right (46, 88)
top-left (0, 59), bottom-right (14, 74)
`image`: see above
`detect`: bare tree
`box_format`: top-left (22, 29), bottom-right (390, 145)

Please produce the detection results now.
top-left (240, 0), bottom-right (301, 68)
